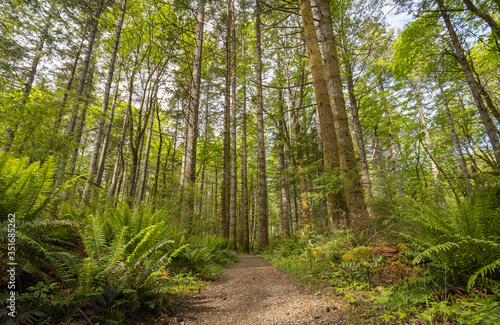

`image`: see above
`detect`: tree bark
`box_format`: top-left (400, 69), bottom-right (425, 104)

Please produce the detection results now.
top-left (229, 4), bottom-right (238, 250)
top-left (300, 0), bottom-right (348, 227)
top-left (437, 0), bottom-right (500, 169)
top-left (96, 62), bottom-right (122, 186)
top-left (109, 98), bottom-right (130, 196)
top-left (69, 63), bottom-right (96, 178)
top-left (343, 53), bottom-right (373, 206)
top-left (67, 0), bottom-right (105, 136)
top-left (55, 25), bottom-right (87, 131)
top-left (137, 90), bottom-right (157, 204)
top-left (461, 0), bottom-right (500, 41)
top-left (221, 0), bottom-right (232, 239)
top-left (181, 0), bottom-right (205, 221)
top-left (5, 7), bottom-right (54, 151)
top-left (379, 78), bottom-right (403, 195)
top-left (411, 81), bottom-right (446, 203)
top-left (256, 0), bottom-right (268, 249)
top-left (439, 84), bottom-right (473, 197)
top-left (239, 40), bottom-right (250, 252)
top-left (312, 0), bottom-right (368, 232)
top-left (152, 106), bottom-right (163, 202)
top-left (85, 0), bottom-right (127, 200)
top-left (279, 90), bottom-right (291, 236)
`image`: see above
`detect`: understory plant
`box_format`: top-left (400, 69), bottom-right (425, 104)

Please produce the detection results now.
top-left (0, 154), bottom-right (236, 324)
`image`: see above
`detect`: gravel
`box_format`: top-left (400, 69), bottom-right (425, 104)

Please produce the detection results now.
top-left (172, 255), bottom-right (344, 324)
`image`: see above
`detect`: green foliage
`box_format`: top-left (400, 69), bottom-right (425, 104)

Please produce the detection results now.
top-left (402, 183), bottom-right (500, 291)
top-left (0, 154), bottom-right (237, 324)
top-left (0, 153), bottom-right (79, 284)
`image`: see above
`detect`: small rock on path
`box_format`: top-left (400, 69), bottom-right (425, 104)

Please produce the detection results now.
top-left (173, 255), bottom-right (342, 324)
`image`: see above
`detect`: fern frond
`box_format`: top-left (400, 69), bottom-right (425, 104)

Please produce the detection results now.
top-left (468, 259), bottom-right (500, 290)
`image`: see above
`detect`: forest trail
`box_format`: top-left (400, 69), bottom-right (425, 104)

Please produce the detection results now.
top-left (170, 255), bottom-right (343, 324)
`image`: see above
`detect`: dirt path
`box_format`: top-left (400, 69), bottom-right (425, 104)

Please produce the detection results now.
top-left (171, 255), bottom-right (343, 324)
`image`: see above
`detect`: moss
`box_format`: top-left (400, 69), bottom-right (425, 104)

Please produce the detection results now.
top-left (342, 246), bottom-right (372, 262)
top-left (396, 243), bottom-right (412, 253)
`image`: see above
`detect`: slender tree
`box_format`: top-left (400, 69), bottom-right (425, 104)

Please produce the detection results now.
top-left (256, 0), bottom-right (268, 249)
top-left (85, 0), bottom-right (127, 199)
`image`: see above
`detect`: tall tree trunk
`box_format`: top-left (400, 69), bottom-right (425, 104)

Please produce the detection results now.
top-left (239, 41), bottom-right (250, 252)
top-left (256, 0), bottom-right (268, 249)
top-left (67, 0), bottom-right (105, 136)
top-left (373, 128), bottom-right (388, 197)
top-left (291, 58), bottom-right (311, 227)
top-left (221, 0), bottom-right (232, 238)
top-left (283, 35), bottom-right (301, 232)
top-left (85, 0), bottom-right (127, 200)
top-left (5, 8), bottom-right (53, 151)
top-left (198, 88), bottom-right (210, 216)
top-left (152, 105), bottom-right (164, 203)
top-left (312, 0), bottom-right (368, 232)
top-left (55, 25), bottom-right (87, 130)
top-left (57, 0), bottom-right (105, 185)
top-left (379, 78), bottom-right (403, 195)
top-left (138, 92), bottom-right (157, 204)
top-left (439, 84), bottom-right (473, 197)
top-left (229, 5), bottom-right (238, 250)
top-left (181, 0), bottom-right (205, 222)
top-left (410, 81), bottom-right (445, 203)
top-left (279, 90), bottom-right (291, 236)
top-left (96, 62), bottom-right (122, 186)
top-left (109, 103), bottom-right (130, 196)
top-left (69, 63), bottom-right (96, 178)
top-left (343, 53), bottom-right (373, 207)
top-left (300, 0), bottom-right (348, 227)
top-left (437, 0), bottom-right (500, 169)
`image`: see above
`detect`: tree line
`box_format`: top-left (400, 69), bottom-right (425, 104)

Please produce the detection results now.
top-left (1, 0), bottom-right (499, 249)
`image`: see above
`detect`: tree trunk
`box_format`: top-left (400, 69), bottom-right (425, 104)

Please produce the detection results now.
top-left (437, 0), bottom-right (500, 169)
top-left (229, 4), bottom-right (238, 250)
top-left (152, 106), bottom-right (163, 203)
top-left (67, 0), bottom-right (105, 136)
top-left (69, 63), bottom-right (96, 178)
top-left (5, 8), bottom-right (53, 151)
top-left (379, 78), bottom-right (403, 195)
top-left (300, 0), bottom-right (348, 227)
top-left (343, 53), bottom-right (373, 206)
top-left (109, 100), bottom-right (130, 196)
top-left (291, 58), bottom-right (311, 227)
top-left (221, 0), bottom-right (232, 239)
top-left (439, 84), bottom-right (473, 197)
top-left (96, 62), bottom-right (122, 186)
top-left (198, 88), bottom-right (210, 216)
top-left (279, 90), bottom-right (291, 236)
top-left (256, 0), bottom-right (268, 249)
top-left (239, 41), bottom-right (250, 252)
top-left (57, 0), bottom-right (104, 185)
top-left (410, 81), bottom-right (446, 203)
top-left (462, 0), bottom-right (500, 41)
top-left (85, 0), bottom-right (127, 200)
top-left (181, 0), bottom-right (205, 221)
top-left (138, 91), bottom-right (157, 204)
top-left (312, 0), bottom-right (368, 232)
top-left (55, 25), bottom-right (87, 131)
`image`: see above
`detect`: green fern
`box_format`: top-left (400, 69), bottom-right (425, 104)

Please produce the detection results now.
top-left (401, 183), bottom-right (500, 292)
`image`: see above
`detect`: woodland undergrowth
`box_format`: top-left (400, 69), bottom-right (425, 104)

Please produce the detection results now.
top-left (0, 153), bottom-right (237, 324)
top-left (262, 182), bottom-right (500, 325)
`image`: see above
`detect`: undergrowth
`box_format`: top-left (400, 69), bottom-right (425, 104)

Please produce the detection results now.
top-left (262, 181), bottom-right (500, 325)
top-left (0, 153), bottom-right (237, 324)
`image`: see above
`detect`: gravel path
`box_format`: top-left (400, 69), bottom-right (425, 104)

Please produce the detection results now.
top-left (172, 255), bottom-right (344, 324)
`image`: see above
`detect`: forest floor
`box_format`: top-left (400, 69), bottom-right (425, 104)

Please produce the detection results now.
top-left (163, 255), bottom-right (345, 324)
